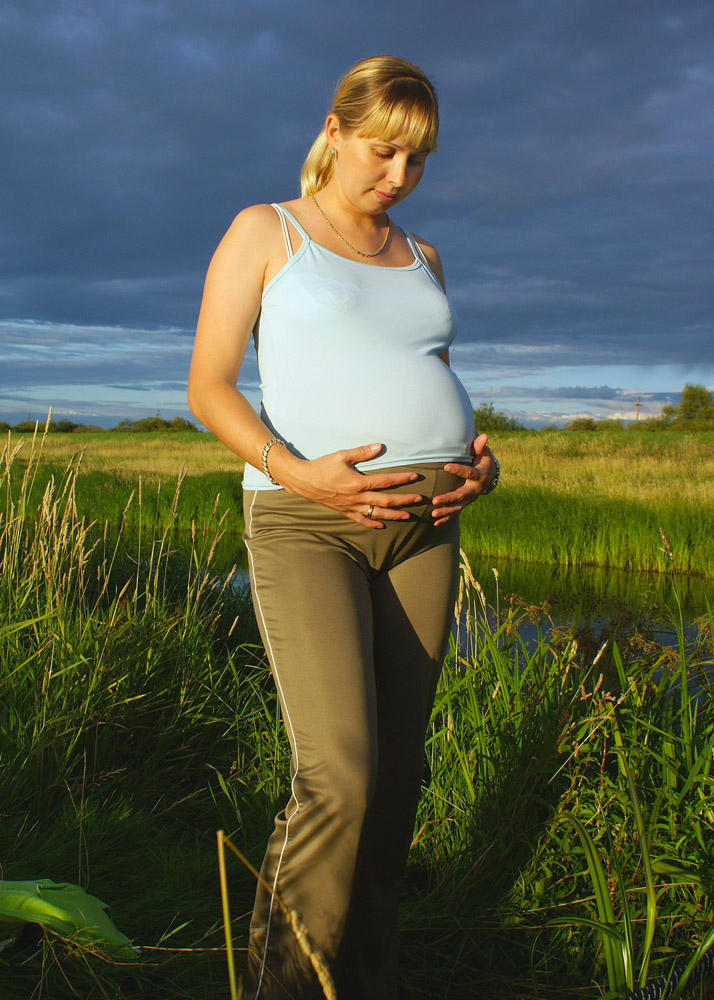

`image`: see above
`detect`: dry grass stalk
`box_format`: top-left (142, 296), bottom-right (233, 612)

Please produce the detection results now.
top-left (218, 831), bottom-right (337, 1000)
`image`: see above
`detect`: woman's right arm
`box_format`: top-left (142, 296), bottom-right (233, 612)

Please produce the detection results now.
top-left (188, 205), bottom-right (423, 527)
top-left (188, 205), bottom-right (278, 470)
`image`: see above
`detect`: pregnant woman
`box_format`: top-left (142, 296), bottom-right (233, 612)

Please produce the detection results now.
top-left (188, 54), bottom-right (499, 1000)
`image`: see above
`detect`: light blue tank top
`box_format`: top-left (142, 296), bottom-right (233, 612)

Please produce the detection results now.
top-left (242, 204), bottom-right (476, 490)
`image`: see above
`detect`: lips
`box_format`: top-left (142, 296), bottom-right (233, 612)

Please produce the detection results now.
top-left (374, 190), bottom-right (397, 203)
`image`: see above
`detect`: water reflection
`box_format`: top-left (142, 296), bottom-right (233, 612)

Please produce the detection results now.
top-left (118, 526), bottom-right (710, 641)
top-left (463, 552), bottom-right (711, 624)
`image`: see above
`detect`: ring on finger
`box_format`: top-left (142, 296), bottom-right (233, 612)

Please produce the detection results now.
top-left (366, 504), bottom-right (374, 519)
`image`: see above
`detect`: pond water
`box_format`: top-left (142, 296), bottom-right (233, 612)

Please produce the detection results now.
top-left (463, 551), bottom-right (710, 626)
top-left (459, 551), bottom-right (711, 657)
top-left (141, 527), bottom-right (710, 645)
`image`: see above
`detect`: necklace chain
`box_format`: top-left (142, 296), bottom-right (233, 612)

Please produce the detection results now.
top-left (311, 195), bottom-right (390, 258)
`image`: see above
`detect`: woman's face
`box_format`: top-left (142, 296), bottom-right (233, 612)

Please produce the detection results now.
top-left (328, 118), bottom-right (430, 214)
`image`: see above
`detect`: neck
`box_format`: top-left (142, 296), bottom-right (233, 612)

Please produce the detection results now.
top-left (314, 183), bottom-right (386, 230)
top-left (310, 190), bottom-right (391, 259)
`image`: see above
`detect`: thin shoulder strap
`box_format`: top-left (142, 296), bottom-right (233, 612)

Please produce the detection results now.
top-left (271, 203), bottom-right (310, 260)
top-left (407, 232), bottom-right (442, 287)
top-left (408, 232), bottom-right (430, 268)
top-left (271, 203), bottom-right (294, 259)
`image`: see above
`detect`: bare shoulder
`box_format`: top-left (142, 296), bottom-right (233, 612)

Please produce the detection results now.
top-left (220, 203), bottom-right (281, 250)
top-left (206, 203), bottom-right (285, 288)
top-left (411, 233), bottom-right (446, 290)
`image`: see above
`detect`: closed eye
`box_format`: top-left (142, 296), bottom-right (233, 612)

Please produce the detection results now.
top-left (374, 150), bottom-right (426, 166)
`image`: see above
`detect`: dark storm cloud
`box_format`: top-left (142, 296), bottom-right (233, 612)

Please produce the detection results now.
top-left (0, 319), bottom-right (259, 390)
top-left (1, 0), bottom-right (713, 418)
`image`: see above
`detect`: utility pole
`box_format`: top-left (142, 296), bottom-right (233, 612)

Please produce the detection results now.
top-left (635, 397), bottom-right (640, 422)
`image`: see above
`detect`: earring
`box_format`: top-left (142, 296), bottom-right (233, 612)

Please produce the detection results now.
top-left (330, 148), bottom-right (336, 159)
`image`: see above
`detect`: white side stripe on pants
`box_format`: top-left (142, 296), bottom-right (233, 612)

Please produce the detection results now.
top-left (244, 490), bottom-right (302, 998)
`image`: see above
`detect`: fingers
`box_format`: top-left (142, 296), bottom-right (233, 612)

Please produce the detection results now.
top-left (362, 489), bottom-right (423, 508)
top-left (342, 442), bottom-right (384, 465)
top-left (361, 501), bottom-right (415, 523)
top-left (432, 482), bottom-right (476, 505)
top-left (433, 472), bottom-right (482, 507)
top-left (431, 477), bottom-right (483, 521)
top-left (346, 446), bottom-right (423, 491)
top-left (431, 503), bottom-right (466, 524)
top-left (349, 504), bottom-right (401, 529)
top-left (364, 471), bottom-right (421, 490)
top-left (351, 512), bottom-right (385, 529)
top-left (472, 432), bottom-right (489, 456)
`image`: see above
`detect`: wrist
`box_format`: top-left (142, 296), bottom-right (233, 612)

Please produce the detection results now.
top-left (264, 442), bottom-right (305, 489)
top-left (480, 455), bottom-right (500, 496)
top-left (260, 436), bottom-right (284, 485)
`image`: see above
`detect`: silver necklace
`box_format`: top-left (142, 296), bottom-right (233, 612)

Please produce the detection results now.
top-left (311, 195), bottom-right (390, 258)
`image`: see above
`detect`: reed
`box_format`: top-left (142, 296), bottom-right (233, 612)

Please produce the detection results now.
top-left (1, 434), bottom-right (713, 999)
top-left (0, 431), bottom-right (267, 997)
top-left (459, 484), bottom-right (712, 575)
top-left (459, 429), bottom-right (714, 576)
top-left (8, 427), bottom-right (713, 574)
top-left (399, 559), bottom-right (714, 999)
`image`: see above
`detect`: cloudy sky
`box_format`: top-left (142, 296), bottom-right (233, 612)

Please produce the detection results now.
top-left (1, 0), bottom-right (712, 427)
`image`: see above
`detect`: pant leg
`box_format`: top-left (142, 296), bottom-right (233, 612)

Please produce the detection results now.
top-left (336, 519), bottom-right (461, 1000)
top-left (242, 492), bottom-right (380, 999)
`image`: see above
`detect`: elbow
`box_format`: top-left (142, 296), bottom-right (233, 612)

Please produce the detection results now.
top-left (187, 373), bottom-right (206, 425)
top-left (187, 372), bottom-right (235, 430)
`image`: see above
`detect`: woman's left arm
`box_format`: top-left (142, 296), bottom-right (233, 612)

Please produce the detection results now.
top-left (414, 236), bottom-right (500, 526)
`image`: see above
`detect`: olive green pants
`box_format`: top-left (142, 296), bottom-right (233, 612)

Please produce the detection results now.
top-left (241, 466), bottom-right (462, 1000)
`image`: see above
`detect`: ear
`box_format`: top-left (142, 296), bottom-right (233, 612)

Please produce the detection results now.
top-left (324, 113), bottom-right (341, 154)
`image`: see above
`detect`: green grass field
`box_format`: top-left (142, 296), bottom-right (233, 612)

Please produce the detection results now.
top-left (1, 442), bottom-right (713, 999)
top-left (7, 427), bottom-right (714, 575)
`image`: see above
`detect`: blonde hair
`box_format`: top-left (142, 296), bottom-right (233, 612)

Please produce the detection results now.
top-left (300, 55), bottom-right (439, 197)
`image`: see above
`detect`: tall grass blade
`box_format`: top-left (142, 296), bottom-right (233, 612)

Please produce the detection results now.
top-left (216, 831), bottom-right (238, 1000)
top-left (560, 814), bottom-right (628, 993)
top-left (615, 750), bottom-right (657, 987)
top-left (668, 926), bottom-right (714, 1000)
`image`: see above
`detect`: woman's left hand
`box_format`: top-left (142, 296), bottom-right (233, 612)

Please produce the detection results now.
top-left (431, 433), bottom-right (498, 526)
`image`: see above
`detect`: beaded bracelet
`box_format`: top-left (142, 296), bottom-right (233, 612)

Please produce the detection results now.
top-left (480, 455), bottom-right (500, 496)
top-left (260, 436), bottom-right (282, 485)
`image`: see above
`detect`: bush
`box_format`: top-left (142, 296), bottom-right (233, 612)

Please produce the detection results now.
top-left (168, 416), bottom-right (199, 432)
top-left (473, 403), bottom-right (525, 433)
top-left (565, 417), bottom-right (598, 431)
top-left (108, 416), bottom-right (199, 433)
top-left (635, 384), bottom-right (714, 431)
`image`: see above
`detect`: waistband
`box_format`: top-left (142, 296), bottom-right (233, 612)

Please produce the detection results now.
top-left (243, 464), bottom-right (462, 574)
top-left (243, 464), bottom-right (465, 527)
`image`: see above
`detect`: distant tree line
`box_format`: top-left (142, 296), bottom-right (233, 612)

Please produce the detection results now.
top-left (565, 384), bottom-right (714, 432)
top-left (0, 415), bottom-right (200, 434)
top-left (4, 386), bottom-right (711, 436)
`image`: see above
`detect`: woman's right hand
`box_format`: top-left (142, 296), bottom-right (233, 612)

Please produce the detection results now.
top-left (269, 442), bottom-right (423, 528)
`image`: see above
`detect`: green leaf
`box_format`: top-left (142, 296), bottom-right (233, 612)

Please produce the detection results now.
top-left (0, 879), bottom-right (137, 959)
top-left (615, 749), bottom-right (657, 987)
top-left (560, 813), bottom-right (628, 993)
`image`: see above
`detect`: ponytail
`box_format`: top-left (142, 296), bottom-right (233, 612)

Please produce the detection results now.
top-left (300, 130), bottom-right (334, 197)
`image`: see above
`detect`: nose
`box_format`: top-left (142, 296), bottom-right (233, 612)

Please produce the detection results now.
top-left (386, 155), bottom-right (408, 189)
